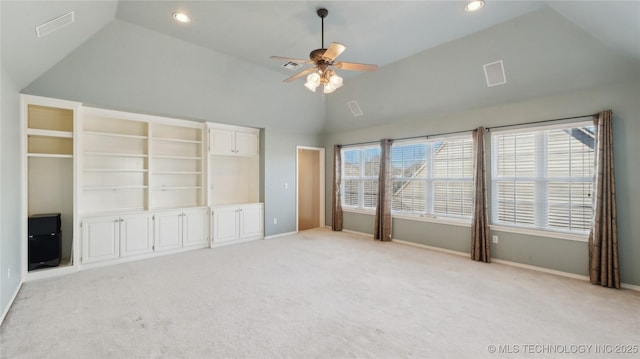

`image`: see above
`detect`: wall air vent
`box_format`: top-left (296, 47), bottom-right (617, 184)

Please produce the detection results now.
top-left (281, 61), bottom-right (302, 71)
top-left (483, 60), bottom-right (506, 87)
top-left (36, 11), bottom-right (75, 38)
top-left (347, 100), bottom-right (363, 117)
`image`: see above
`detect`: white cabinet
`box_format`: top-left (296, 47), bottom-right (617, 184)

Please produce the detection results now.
top-left (154, 208), bottom-right (209, 251)
top-left (81, 216), bottom-right (120, 264)
top-left (239, 204), bottom-right (263, 238)
top-left (81, 213), bottom-right (153, 264)
top-left (182, 207), bottom-right (209, 248)
top-left (208, 124), bottom-right (259, 157)
top-left (211, 203), bottom-right (263, 245)
top-left (119, 213), bottom-right (154, 258)
top-left (153, 211), bottom-right (182, 252)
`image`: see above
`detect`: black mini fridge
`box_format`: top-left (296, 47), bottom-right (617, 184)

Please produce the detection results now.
top-left (28, 213), bottom-right (61, 271)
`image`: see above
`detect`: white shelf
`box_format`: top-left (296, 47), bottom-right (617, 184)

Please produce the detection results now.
top-left (84, 186), bottom-right (148, 191)
top-left (152, 171), bottom-right (201, 175)
top-left (81, 207), bottom-right (147, 217)
top-left (151, 186), bottom-right (202, 190)
top-left (84, 131), bottom-right (147, 140)
top-left (84, 152), bottom-right (148, 158)
top-left (27, 128), bottom-right (73, 138)
top-left (152, 137), bottom-right (201, 144)
top-left (27, 153), bottom-right (73, 158)
top-left (84, 169), bottom-right (148, 173)
top-left (152, 155), bottom-right (201, 160)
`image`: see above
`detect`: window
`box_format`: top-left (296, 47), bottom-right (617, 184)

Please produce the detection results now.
top-left (491, 122), bottom-right (595, 234)
top-left (341, 145), bottom-right (380, 210)
top-left (391, 136), bottom-right (473, 219)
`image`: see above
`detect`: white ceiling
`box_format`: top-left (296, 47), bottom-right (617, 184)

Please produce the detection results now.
top-left (114, 0), bottom-right (550, 77)
top-left (3, 1), bottom-right (639, 89)
top-left (114, 1), bottom-right (640, 79)
top-left (2, 1), bottom-right (639, 133)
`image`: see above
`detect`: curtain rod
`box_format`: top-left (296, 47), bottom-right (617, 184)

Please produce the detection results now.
top-left (340, 128), bottom-right (474, 148)
top-left (486, 113), bottom-right (598, 131)
top-left (339, 112), bottom-right (599, 148)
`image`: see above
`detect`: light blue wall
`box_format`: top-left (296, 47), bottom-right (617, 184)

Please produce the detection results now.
top-left (264, 129), bottom-right (322, 236)
top-left (1, 66), bottom-right (23, 317)
top-left (23, 19), bottom-right (325, 136)
top-left (324, 80), bottom-right (640, 286)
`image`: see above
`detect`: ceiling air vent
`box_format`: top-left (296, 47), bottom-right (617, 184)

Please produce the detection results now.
top-left (281, 61), bottom-right (302, 71)
top-left (36, 11), bottom-right (75, 38)
top-left (483, 60), bottom-right (506, 87)
top-left (347, 100), bottom-right (363, 117)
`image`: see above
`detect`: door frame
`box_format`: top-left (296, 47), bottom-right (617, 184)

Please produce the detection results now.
top-left (296, 146), bottom-right (325, 232)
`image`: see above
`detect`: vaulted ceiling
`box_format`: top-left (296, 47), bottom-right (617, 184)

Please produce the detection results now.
top-left (2, 1), bottom-right (639, 134)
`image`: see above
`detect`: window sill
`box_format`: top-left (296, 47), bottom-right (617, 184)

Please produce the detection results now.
top-left (343, 207), bottom-right (376, 216)
top-left (393, 213), bottom-right (471, 228)
top-left (489, 224), bottom-right (589, 243)
top-left (342, 208), bottom-right (471, 228)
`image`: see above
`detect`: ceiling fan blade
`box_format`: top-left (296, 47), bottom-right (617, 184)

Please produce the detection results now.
top-left (283, 67), bottom-right (316, 83)
top-left (270, 56), bottom-right (313, 64)
top-left (322, 42), bottom-right (346, 61)
top-left (334, 61), bottom-right (378, 72)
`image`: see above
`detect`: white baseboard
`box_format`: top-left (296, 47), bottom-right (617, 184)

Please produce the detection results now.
top-left (621, 283), bottom-right (640, 291)
top-left (390, 238), bottom-right (639, 292)
top-left (264, 231), bottom-right (297, 240)
top-left (491, 258), bottom-right (590, 281)
top-left (0, 280), bottom-right (23, 326)
top-left (392, 239), bottom-right (468, 257)
top-left (341, 228), bottom-right (373, 238)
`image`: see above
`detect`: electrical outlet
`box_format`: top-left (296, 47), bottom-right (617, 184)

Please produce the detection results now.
top-left (7, 267), bottom-right (10, 279)
top-left (492, 235), bottom-right (499, 244)
top-left (273, 218), bottom-right (278, 224)
top-left (283, 183), bottom-right (289, 189)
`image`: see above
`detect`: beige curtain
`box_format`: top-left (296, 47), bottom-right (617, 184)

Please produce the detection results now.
top-left (374, 139), bottom-right (393, 241)
top-left (332, 145), bottom-right (343, 231)
top-left (588, 110), bottom-right (619, 288)
top-left (471, 127), bottom-right (490, 262)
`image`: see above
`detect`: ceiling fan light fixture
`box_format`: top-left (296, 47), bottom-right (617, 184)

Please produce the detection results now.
top-left (465, 1), bottom-right (484, 12)
top-left (323, 83), bottom-right (336, 94)
top-left (304, 81), bottom-right (318, 92)
top-left (172, 12), bottom-right (191, 23)
top-left (329, 73), bottom-right (343, 88)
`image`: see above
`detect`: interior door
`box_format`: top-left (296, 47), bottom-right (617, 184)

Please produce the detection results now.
top-left (298, 148), bottom-right (321, 231)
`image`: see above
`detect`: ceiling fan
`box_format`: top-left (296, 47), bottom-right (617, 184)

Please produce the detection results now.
top-left (271, 8), bottom-right (378, 93)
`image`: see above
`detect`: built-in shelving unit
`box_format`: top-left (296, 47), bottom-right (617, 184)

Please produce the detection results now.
top-left (81, 113), bottom-right (149, 215)
top-left (149, 122), bottom-right (204, 210)
top-left (22, 95), bottom-right (263, 277)
top-left (207, 123), bottom-right (263, 246)
top-left (23, 97), bottom-right (81, 278)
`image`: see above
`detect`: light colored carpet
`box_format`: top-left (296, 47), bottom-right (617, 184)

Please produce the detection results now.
top-left (1, 228), bottom-right (639, 358)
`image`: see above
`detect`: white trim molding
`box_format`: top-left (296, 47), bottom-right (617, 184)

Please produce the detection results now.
top-left (264, 231), bottom-right (297, 240)
top-left (0, 281), bottom-right (22, 326)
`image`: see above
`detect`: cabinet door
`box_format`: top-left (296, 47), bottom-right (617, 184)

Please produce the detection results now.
top-left (154, 211), bottom-right (182, 251)
top-left (212, 207), bottom-right (239, 243)
top-left (235, 131), bottom-right (259, 156)
top-left (81, 216), bottom-right (119, 264)
top-left (239, 204), bottom-right (263, 239)
top-left (120, 213), bottom-right (154, 257)
top-left (182, 208), bottom-right (209, 248)
top-left (209, 128), bottom-right (235, 155)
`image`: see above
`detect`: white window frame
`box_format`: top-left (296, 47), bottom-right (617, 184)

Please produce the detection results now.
top-left (341, 145), bottom-right (380, 212)
top-left (391, 135), bottom-right (474, 221)
top-left (490, 121), bottom-right (594, 237)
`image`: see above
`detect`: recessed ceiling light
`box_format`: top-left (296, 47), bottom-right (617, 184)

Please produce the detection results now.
top-left (173, 12), bottom-right (191, 23)
top-left (465, 0), bottom-right (485, 12)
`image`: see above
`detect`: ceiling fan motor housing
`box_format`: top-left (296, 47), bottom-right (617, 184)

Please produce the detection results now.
top-left (310, 48), bottom-right (329, 63)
